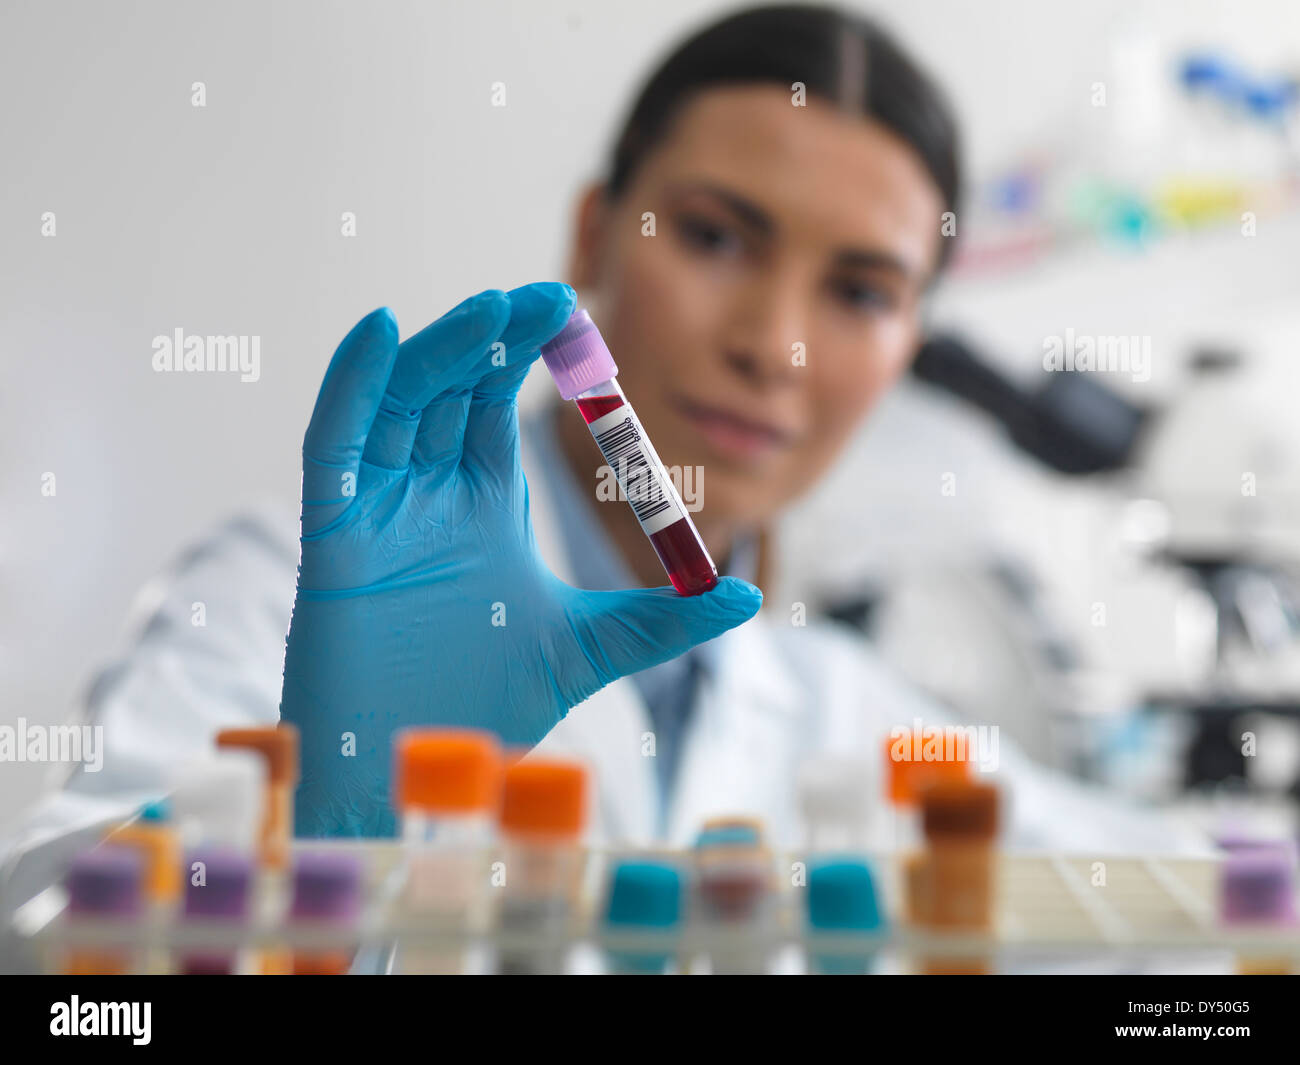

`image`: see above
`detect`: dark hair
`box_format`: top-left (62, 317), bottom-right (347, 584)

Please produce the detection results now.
top-left (605, 3), bottom-right (961, 273)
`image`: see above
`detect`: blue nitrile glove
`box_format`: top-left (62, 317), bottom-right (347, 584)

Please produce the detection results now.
top-left (280, 283), bottom-right (763, 836)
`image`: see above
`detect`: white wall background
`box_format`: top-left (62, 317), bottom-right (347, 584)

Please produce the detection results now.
top-left (3, 0), bottom-right (1299, 828)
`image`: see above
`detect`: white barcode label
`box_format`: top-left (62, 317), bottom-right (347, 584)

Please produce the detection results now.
top-left (586, 403), bottom-right (686, 536)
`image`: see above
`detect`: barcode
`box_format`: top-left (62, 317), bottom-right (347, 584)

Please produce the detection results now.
top-left (593, 416), bottom-right (675, 526)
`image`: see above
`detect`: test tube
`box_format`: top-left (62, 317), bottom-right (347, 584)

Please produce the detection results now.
top-left (1215, 828), bottom-right (1299, 862)
top-left (883, 728), bottom-right (970, 929)
top-left (495, 757), bottom-right (589, 975)
top-left (289, 851), bottom-right (364, 975)
top-left (797, 757), bottom-right (873, 854)
top-left (106, 799), bottom-right (181, 973)
top-left (392, 728), bottom-right (503, 975)
top-left (692, 819), bottom-right (775, 975)
top-left (170, 750), bottom-right (281, 972)
top-left (601, 858), bottom-right (685, 975)
top-left (215, 723), bottom-right (300, 871)
top-left (170, 749), bottom-right (265, 854)
top-left (912, 780), bottom-right (1000, 975)
top-left (1220, 849), bottom-right (1297, 975)
top-left (62, 846), bottom-right (144, 975)
top-left (114, 800), bottom-right (182, 900)
top-left (694, 816), bottom-right (764, 850)
top-left (539, 309), bottom-right (719, 596)
top-left (805, 858), bottom-right (884, 975)
top-left (882, 728), bottom-right (970, 854)
top-left (179, 848), bottom-right (253, 975)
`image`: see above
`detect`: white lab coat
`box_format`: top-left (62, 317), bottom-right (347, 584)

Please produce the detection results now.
top-left (0, 410), bottom-right (1210, 911)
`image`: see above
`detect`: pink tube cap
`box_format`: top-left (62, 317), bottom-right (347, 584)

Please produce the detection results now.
top-left (539, 309), bottom-right (618, 400)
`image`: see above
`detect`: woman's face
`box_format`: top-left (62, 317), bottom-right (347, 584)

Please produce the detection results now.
top-left (569, 84), bottom-right (946, 529)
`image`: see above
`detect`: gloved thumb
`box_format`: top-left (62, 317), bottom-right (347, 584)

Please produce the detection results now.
top-left (569, 576), bottom-right (763, 684)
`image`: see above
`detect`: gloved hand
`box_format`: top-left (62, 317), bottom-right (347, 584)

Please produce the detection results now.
top-left (280, 283), bottom-right (763, 836)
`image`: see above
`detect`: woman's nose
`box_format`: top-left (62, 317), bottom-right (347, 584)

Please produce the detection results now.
top-left (719, 272), bottom-right (809, 387)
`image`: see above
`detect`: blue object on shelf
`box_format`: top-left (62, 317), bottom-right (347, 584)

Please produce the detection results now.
top-left (605, 860), bottom-right (683, 928)
top-left (806, 856), bottom-right (884, 975)
top-left (138, 799), bottom-right (170, 823)
top-left (1242, 77), bottom-right (1298, 120)
top-left (693, 824), bottom-right (761, 849)
top-left (603, 859), bottom-right (684, 974)
top-left (1180, 53), bottom-right (1232, 91)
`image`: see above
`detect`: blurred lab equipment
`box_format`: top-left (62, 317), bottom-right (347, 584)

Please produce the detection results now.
top-left (824, 325), bottom-right (1300, 818)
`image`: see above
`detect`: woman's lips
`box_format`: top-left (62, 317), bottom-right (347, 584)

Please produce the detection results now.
top-left (673, 395), bottom-right (797, 462)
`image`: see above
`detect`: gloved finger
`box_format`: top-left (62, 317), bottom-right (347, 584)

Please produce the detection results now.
top-left (564, 576), bottom-right (763, 688)
top-left (301, 307), bottom-right (400, 535)
top-left (361, 289), bottom-right (511, 471)
top-left (409, 390), bottom-right (473, 474)
top-left (458, 281), bottom-right (577, 493)
top-left (473, 282), bottom-right (576, 400)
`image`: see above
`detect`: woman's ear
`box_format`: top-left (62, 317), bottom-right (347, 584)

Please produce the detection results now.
top-left (566, 182), bottom-right (610, 290)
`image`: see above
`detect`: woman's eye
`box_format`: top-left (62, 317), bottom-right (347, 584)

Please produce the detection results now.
top-left (677, 215), bottom-right (741, 256)
top-left (832, 278), bottom-right (895, 313)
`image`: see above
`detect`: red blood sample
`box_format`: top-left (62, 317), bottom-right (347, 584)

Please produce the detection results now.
top-left (576, 394), bottom-right (719, 596)
top-left (576, 394), bottom-right (625, 423)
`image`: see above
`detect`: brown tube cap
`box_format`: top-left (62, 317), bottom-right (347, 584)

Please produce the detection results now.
top-left (921, 780), bottom-right (1000, 841)
top-left (216, 723), bottom-right (300, 784)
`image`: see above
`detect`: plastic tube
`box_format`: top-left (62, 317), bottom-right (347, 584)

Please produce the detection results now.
top-left (692, 818), bottom-right (775, 975)
top-left (289, 851), bottom-right (364, 975)
top-left (170, 750), bottom-right (265, 855)
top-left (105, 799), bottom-right (181, 973)
top-left (805, 857), bottom-right (884, 975)
top-left (882, 727), bottom-right (971, 855)
top-left (392, 728), bottom-right (502, 974)
top-left (797, 757), bottom-right (873, 854)
top-left (912, 781), bottom-right (1000, 976)
top-left (601, 858), bottom-right (685, 975)
top-left (171, 749), bottom-right (279, 972)
top-left (540, 309), bottom-right (718, 596)
top-left (1220, 849), bottom-right (1296, 975)
top-left (179, 848), bottom-right (253, 975)
top-left (62, 846), bottom-right (144, 975)
top-left (495, 758), bottom-right (589, 975)
top-left (215, 723), bottom-right (300, 871)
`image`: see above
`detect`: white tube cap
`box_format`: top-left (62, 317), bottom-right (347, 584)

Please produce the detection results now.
top-left (169, 749), bottom-right (265, 853)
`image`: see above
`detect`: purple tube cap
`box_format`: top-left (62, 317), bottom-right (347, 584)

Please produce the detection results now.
top-left (183, 848), bottom-right (253, 919)
top-left (290, 851), bottom-right (363, 921)
top-left (1214, 829), bottom-right (1299, 864)
top-left (66, 846), bottom-right (144, 917)
top-left (539, 309), bottom-right (618, 400)
top-left (1220, 849), bottom-right (1297, 924)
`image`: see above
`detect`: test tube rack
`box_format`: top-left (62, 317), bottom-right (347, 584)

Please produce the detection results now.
top-left (13, 843), bottom-right (1299, 972)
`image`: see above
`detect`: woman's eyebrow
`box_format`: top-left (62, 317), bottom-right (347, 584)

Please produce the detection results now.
top-left (667, 179), bottom-right (916, 279)
top-left (666, 179), bottom-right (772, 233)
top-left (834, 247), bottom-right (913, 279)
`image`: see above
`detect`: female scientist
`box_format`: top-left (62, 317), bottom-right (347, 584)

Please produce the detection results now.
top-left (1, 6), bottom-right (1202, 897)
